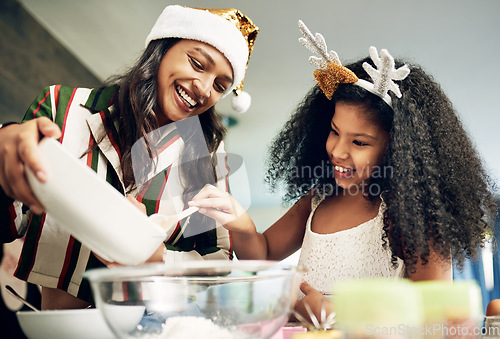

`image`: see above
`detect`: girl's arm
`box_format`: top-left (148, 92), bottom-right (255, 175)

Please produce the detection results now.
top-left (262, 193), bottom-right (312, 260)
top-left (189, 185), bottom-right (312, 260)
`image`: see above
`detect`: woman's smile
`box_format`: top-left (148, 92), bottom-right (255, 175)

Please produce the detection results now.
top-left (176, 85), bottom-right (198, 109)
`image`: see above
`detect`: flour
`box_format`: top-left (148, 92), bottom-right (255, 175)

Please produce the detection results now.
top-left (158, 316), bottom-right (235, 339)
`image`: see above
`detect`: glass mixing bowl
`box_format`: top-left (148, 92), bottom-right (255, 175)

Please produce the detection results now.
top-left (84, 260), bottom-right (303, 339)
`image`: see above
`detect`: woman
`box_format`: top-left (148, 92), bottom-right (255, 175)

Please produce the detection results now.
top-left (0, 5), bottom-right (258, 310)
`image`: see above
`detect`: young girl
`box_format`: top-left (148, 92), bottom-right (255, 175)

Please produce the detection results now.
top-left (0, 5), bottom-right (258, 310)
top-left (189, 21), bottom-right (498, 322)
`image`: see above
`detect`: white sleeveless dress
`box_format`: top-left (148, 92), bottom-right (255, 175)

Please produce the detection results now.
top-left (298, 193), bottom-right (405, 296)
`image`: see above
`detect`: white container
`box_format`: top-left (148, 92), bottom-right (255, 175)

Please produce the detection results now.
top-left (17, 309), bottom-right (114, 339)
top-left (25, 137), bottom-right (166, 265)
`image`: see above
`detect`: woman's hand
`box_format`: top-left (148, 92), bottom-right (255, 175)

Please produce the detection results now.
top-left (188, 184), bottom-right (251, 232)
top-left (292, 281), bottom-right (334, 326)
top-left (0, 117), bottom-right (61, 214)
top-left (126, 195), bottom-right (166, 262)
top-left (127, 195), bottom-right (166, 263)
top-left (94, 195), bottom-right (164, 266)
top-left (126, 194), bottom-right (147, 214)
top-left (92, 252), bottom-right (121, 267)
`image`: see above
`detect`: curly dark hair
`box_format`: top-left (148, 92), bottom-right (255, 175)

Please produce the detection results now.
top-left (265, 56), bottom-right (498, 272)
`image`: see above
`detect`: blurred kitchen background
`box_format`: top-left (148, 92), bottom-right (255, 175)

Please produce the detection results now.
top-left (1, 0), bottom-right (499, 313)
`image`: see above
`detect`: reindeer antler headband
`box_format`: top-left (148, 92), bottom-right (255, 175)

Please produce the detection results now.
top-left (298, 20), bottom-right (410, 107)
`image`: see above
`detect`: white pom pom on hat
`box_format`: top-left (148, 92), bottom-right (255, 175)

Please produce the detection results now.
top-left (232, 90), bottom-right (251, 113)
top-left (145, 5), bottom-right (258, 113)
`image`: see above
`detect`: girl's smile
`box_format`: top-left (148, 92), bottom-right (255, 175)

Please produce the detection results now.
top-left (334, 164), bottom-right (355, 173)
top-left (333, 164), bottom-right (356, 179)
top-left (326, 101), bottom-right (389, 192)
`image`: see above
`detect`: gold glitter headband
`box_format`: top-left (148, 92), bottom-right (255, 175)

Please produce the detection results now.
top-left (298, 20), bottom-right (410, 106)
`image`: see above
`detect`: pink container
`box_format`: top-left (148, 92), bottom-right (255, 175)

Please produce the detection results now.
top-left (271, 326), bottom-right (308, 339)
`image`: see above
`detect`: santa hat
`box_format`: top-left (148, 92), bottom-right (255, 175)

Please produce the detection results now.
top-left (145, 5), bottom-right (259, 113)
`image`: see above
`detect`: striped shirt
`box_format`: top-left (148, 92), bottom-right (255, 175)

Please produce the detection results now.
top-left (0, 85), bottom-right (232, 301)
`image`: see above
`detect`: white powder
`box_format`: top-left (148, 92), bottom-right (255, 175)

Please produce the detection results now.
top-left (158, 316), bottom-right (235, 339)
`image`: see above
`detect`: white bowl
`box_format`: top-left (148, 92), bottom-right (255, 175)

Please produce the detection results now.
top-left (26, 137), bottom-right (166, 265)
top-left (16, 308), bottom-right (115, 339)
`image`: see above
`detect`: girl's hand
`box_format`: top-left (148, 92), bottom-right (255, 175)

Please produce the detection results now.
top-left (0, 117), bottom-right (61, 214)
top-left (190, 184), bottom-right (265, 260)
top-left (188, 184), bottom-right (251, 232)
top-left (293, 281), bottom-right (334, 326)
